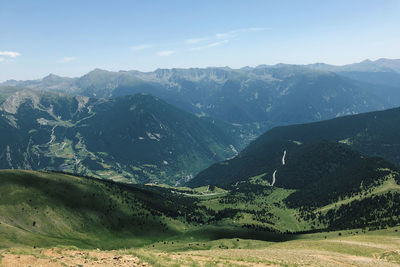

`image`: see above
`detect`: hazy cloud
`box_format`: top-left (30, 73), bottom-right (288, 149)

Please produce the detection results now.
top-left (189, 40), bottom-right (229, 51)
top-left (131, 44), bottom-right (154, 51)
top-left (186, 27), bottom-right (266, 52)
top-left (185, 37), bottom-right (208, 44)
top-left (139, 27), bottom-right (266, 55)
top-left (157, 50), bottom-right (176, 56)
top-left (216, 27), bottom-right (267, 38)
top-left (0, 51), bottom-right (21, 58)
top-left (0, 58), bottom-right (4, 62)
top-left (60, 56), bottom-right (77, 63)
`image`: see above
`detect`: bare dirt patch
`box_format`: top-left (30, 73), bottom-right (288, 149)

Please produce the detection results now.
top-left (1, 248), bottom-right (149, 267)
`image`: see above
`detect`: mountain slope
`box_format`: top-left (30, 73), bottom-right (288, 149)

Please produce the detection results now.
top-left (0, 170), bottom-right (295, 248)
top-left (0, 170), bottom-right (208, 248)
top-left (0, 89), bottom-right (244, 185)
top-left (189, 107), bottom-right (400, 187)
top-left (1, 166), bottom-right (399, 249)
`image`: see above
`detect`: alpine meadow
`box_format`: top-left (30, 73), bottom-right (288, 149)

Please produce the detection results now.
top-left (1, 1), bottom-right (400, 266)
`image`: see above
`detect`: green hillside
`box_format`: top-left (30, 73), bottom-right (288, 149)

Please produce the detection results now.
top-left (1, 168), bottom-right (400, 250)
top-left (190, 107), bottom-right (400, 187)
top-left (0, 170), bottom-right (295, 249)
top-left (0, 170), bottom-right (209, 248)
top-left (186, 108), bottom-right (400, 233)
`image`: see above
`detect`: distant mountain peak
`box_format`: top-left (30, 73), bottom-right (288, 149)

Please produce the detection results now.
top-left (83, 68), bottom-right (111, 77)
top-left (42, 73), bottom-right (62, 81)
top-left (361, 59), bottom-right (373, 63)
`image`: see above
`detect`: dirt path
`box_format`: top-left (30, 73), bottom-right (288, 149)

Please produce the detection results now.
top-left (1, 249), bottom-right (149, 267)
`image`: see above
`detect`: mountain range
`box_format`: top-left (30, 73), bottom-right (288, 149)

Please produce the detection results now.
top-left (1, 59), bottom-right (400, 255)
top-left (3, 58), bottom-right (400, 135)
top-left (2, 58), bottom-right (400, 185)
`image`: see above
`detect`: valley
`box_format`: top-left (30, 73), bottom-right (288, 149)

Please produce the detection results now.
top-left (1, 60), bottom-right (400, 266)
top-left (0, 90), bottom-right (244, 185)
top-left (3, 1), bottom-right (400, 265)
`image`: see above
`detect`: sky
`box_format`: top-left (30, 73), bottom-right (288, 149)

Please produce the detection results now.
top-left (1, 0), bottom-right (400, 81)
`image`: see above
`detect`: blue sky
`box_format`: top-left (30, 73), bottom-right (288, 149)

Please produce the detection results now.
top-left (1, 0), bottom-right (400, 81)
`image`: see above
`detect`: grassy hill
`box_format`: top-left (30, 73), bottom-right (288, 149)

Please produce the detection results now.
top-left (0, 170), bottom-right (293, 249)
top-left (0, 170), bottom-right (192, 248)
top-left (1, 169), bottom-right (400, 251)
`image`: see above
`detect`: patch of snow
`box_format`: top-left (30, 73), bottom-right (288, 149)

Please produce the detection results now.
top-left (146, 132), bottom-right (160, 141)
top-left (230, 144), bottom-right (238, 155)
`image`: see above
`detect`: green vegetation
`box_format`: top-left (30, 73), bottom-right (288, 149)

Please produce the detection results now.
top-left (1, 169), bottom-right (400, 251)
top-left (0, 170), bottom-right (293, 249)
top-left (190, 106), bottom-right (400, 187)
top-left (0, 90), bottom-right (245, 185)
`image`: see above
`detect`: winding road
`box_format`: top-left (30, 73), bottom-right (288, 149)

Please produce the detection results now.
top-left (271, 170), bottom-right (277, 186)
top-left (271, 150), bottom-right (287, 186)
top-left (282, 150), bottom-right (287, 165)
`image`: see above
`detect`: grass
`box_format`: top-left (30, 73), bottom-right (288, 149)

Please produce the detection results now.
top-left (3, 228), bottom-right (396, 266)
top-left (317, 175), bottom-right (400, 213)
top-left (0, 170), bottom-right (184, 249)
top-left (0, 170), bottom-right (295, 250)
top-left (3, 168), bottom-right (396, 248)
top-left (1, 169), bottom-right (400, 266)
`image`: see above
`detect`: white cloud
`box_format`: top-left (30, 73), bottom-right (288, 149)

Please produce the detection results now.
top-left (0, 51), bottom-right (21, 58)
top-left (185, 37), bottom-right (208, 44)
top-left (136, 27), bottom-right (266, 56)
top-left (0, 58), bottom-right (4, 62)
top-left (215, 31), bottom-right (236, 39)
top-left (131, 44), bottom-right (154, 51)
top-left (189, 40), bottom-right (229, 51)
top-left (216, 27), bottom-right (267, 38)
top-left (157, 50), bottom-right (176, 56)
top-left (60, 56), bottom-right (77, 63)
top-left (246, 27), bottom-right (267, 32)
